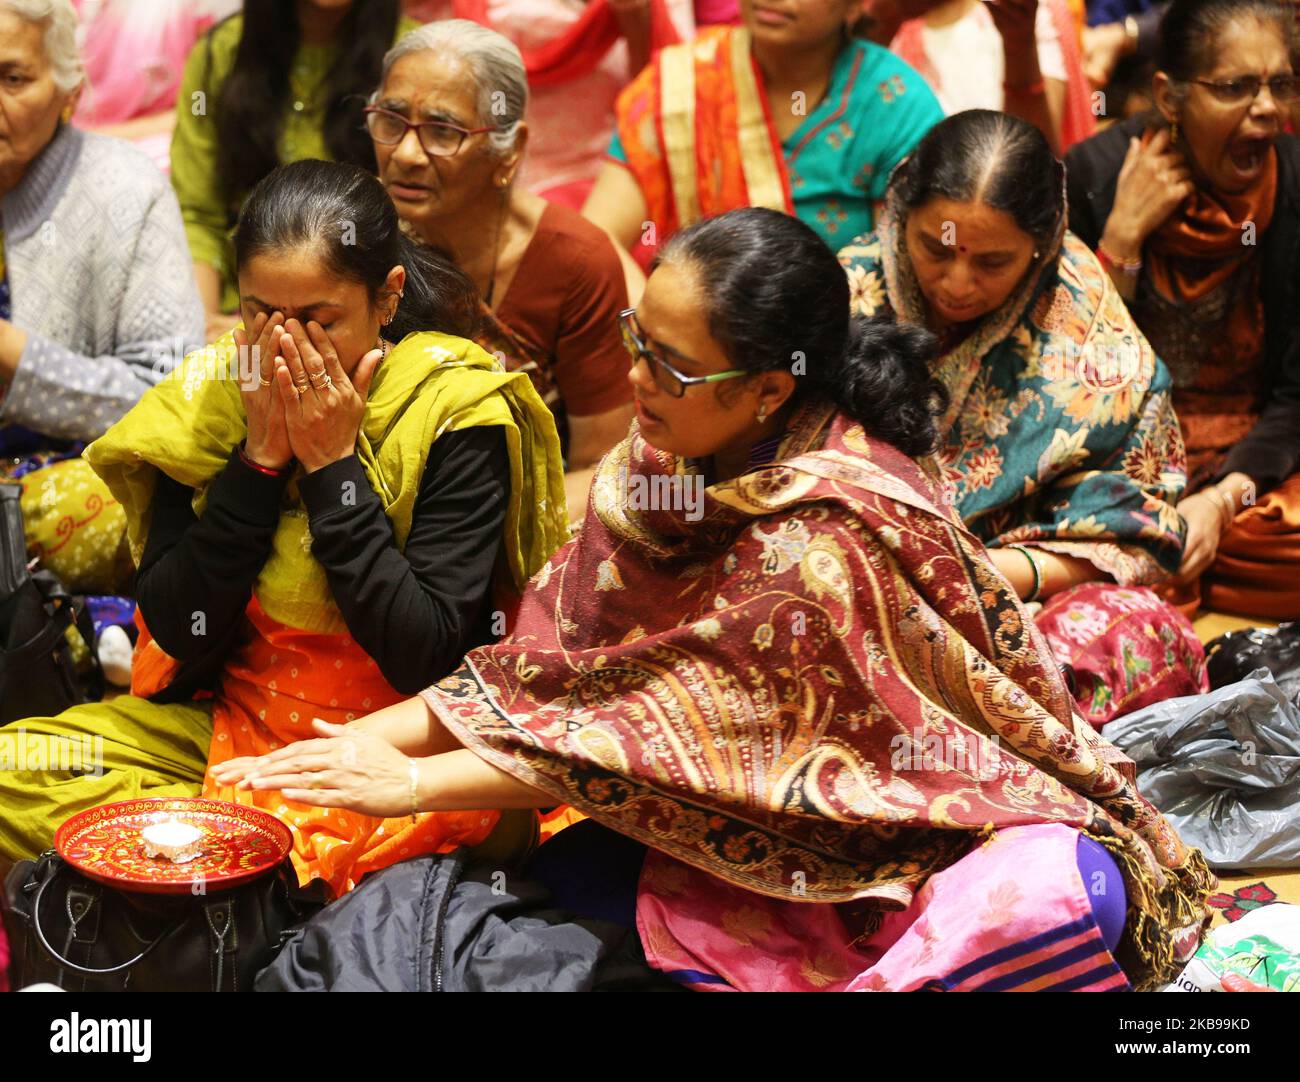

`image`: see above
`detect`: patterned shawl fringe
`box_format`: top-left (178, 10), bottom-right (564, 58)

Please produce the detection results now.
top-left (1089, 831), bottom-right (1216, 991)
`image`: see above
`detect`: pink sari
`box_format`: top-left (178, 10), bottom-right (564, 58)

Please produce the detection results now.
top-left (636, 824), bottom-right (1179, 991)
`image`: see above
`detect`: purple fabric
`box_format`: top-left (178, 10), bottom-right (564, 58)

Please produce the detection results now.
top-left (84, 595), bottom-right (137, 640)
top-left (1076, 834), bottom-right (1126, 953)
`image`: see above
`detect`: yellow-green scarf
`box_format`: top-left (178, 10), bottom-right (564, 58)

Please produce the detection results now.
top-left (85, 331), bottom-right (568, 633)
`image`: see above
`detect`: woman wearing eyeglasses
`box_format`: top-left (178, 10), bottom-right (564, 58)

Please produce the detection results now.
top-left (367, 21), bottom-right (637, 525)
top-left (230, 208), bottom-right (1211, 994)
top-left (1066, 0), bottom-right (1300, 619)
top-left (171, 1), bottom-right (421, 344)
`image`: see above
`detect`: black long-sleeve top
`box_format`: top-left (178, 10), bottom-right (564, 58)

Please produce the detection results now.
top-left (136, 426), bottom-right (509, 699)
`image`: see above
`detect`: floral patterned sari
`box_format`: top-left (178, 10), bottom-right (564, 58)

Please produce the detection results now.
top-left (838, 198), bottom-right (1208, 726)
top-left (839, 204), bottom-right (1186, 580)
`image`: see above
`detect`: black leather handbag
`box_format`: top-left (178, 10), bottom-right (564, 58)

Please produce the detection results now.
top-left (2, 851), bottom-right (328, 992)
top-left (0, 483), bottom-right (101, 724)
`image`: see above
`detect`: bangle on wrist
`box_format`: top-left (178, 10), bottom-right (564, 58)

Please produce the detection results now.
top-left (408, 758), bottom-right (420, 824)
top-left (1012, 545), bottom-right (1044, 602)
top-left (1211, 485), bottom-right (1237, 530)
top-left (238, 442), bottom-right (289, 478)
top-left (1097, 240), bottom-right (1143, 276)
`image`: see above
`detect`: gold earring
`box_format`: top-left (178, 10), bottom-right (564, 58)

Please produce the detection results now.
top-left (60, 104), bottom-right (73, 123)
top-left (1170, 119), bottom-right (1180, 144)
top-left (756, 404), bottom-right (768, 424)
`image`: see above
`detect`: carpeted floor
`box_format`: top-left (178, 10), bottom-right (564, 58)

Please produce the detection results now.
top-left (1208, 870), bottom-right (1300, 928)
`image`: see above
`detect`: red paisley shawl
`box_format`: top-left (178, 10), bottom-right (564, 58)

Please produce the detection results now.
top-left (423, 403), bottom-right (1213, 987)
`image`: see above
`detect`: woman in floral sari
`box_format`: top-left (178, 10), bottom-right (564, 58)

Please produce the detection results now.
top-left (0, 161), bottom-right (568, 894)
top-left (839, 110), bottom-right (1205, 728)
top-left (231, 209), bottom-right (1211, 993)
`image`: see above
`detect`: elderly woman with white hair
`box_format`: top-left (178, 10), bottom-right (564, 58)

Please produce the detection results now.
top-left (0, 0), bottom-right (202, 595)
top-left (368, 20), bottom-right (636, 520)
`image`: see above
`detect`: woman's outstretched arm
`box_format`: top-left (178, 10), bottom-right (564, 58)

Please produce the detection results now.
top-left (210, 710), bottom-right (554, 817)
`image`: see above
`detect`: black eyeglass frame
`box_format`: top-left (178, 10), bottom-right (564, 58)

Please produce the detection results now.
top-left (1188, 74), bottom-right (1300, 105)
top-left (618, 308), bottom-right (748, 398)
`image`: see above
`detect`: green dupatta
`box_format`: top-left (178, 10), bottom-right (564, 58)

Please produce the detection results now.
top-left (85, 331), bottom-right (569, 634)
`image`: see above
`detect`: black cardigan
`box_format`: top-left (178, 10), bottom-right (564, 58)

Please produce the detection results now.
top-left (1065, 114), bottom-right (1300, 492)
top-left (136, 427), bottom-right (509, 701)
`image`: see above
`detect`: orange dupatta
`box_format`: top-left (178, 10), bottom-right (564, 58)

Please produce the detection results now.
top-left (616, 25), bottom-right (793, 261)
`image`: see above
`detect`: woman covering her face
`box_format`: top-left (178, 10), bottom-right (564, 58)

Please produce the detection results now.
top-left (0, 161), bottom-right (568, 895)
top-left (839, 109), bottom-right (1205, 729)
top-left (231, 209), bottom-right (1210, 994)
top-left (1066, 0), bottom-right (1300, 620)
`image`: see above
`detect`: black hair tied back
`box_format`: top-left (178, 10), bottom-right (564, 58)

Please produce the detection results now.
top-left (893, 110), bottom-right (1064, 250)
top-left (835, 316), bottom-right (948, 458)
top-left (1158, 0), bottom-right (1296, 82)
top-left (234, 160), bottom-right (479, 341)
top-left (656, 207), bottom-right (947, 459)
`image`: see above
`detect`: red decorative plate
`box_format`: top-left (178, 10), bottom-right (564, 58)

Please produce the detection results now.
top-left (55, 798), bottom-right (292, 895)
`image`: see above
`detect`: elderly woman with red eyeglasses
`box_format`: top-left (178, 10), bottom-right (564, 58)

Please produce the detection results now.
top-left (367, 19), bottom-right (637, 521)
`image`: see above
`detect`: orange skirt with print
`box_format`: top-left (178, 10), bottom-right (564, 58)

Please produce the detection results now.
top-left (132, 598), bottom-right (499, 895)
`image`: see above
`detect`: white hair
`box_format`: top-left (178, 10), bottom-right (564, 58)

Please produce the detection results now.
top-left (378, 19), bottom-right (527, 158)
top-left (2, 0), bottom-right (84, 93)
